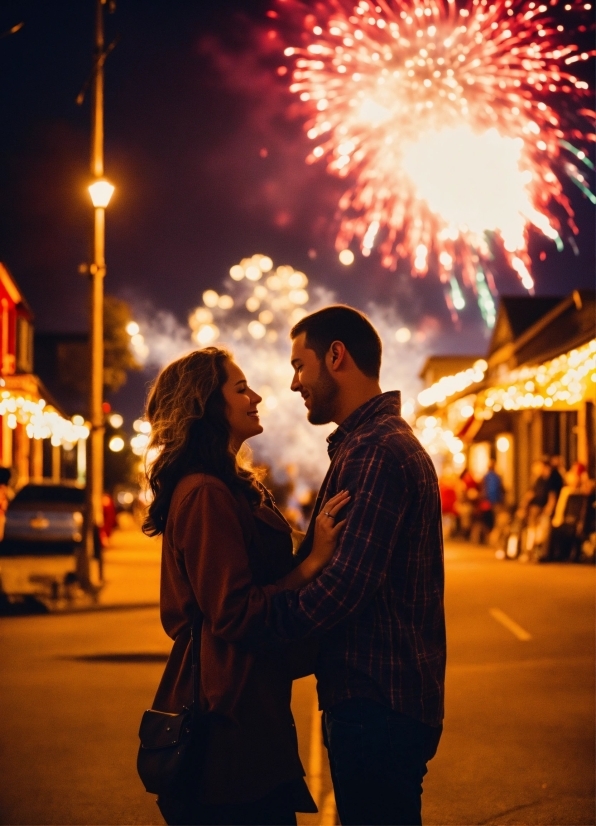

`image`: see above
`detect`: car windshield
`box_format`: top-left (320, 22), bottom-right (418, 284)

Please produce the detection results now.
top-left (13, 485), bottom-right (85, 505)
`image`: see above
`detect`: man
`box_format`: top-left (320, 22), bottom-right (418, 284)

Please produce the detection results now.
top-left (269, 305), bottom-right (446, 826)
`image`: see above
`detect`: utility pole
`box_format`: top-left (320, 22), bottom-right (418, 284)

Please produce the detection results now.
top-left (80, 0), bottom-right (114, 590)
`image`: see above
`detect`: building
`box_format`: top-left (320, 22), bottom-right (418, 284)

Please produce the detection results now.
top-left (0, 263), bottom-right (88, 485)
top-left (34, 332), bottom-right (89, 417)
top-left (416, 290), bottom-right (596, 503)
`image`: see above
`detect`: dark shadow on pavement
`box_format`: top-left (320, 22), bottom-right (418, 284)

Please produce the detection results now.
top-left (64, 652), bottom-right (169, 663)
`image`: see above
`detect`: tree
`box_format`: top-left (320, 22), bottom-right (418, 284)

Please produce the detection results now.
top-left (35, 295), bottom-right (142, 414)
top-left (103, 295), bottom-right (141, 393)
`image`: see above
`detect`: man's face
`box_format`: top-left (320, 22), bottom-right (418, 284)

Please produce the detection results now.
top-left (290, 332), bottom-right (339, 425)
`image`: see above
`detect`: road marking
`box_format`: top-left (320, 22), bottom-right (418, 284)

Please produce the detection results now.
top-left (309, 693), bottom-right (322, 808)
top-left (489, 608), bottom-right (532, 641)
top-left (320, 790), bottom-right (338, 825)
top-left (308, 692), bottom-right (338, 822)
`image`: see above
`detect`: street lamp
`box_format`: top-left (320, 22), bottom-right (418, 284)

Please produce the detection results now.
top-left (79, 0), bottom-right (114, 591)
top-left (82, 176), bottom-right (114, 589)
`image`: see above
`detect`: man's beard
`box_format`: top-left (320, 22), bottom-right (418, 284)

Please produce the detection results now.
top-left (307, 361), bottom-right (339, 425)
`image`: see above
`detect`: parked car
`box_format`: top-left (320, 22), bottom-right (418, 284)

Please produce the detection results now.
top-left (0, 482), bottom-right (85, 603)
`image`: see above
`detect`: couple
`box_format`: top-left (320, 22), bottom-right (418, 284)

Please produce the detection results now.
top-left (143, 305), bottom-right (446, 826)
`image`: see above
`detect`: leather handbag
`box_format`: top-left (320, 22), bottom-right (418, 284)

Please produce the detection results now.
top-left (137, 620), bottom-right (205, 796)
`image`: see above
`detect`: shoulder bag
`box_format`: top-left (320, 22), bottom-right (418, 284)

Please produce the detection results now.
top-left (137, 619), bottom-right (206, 796)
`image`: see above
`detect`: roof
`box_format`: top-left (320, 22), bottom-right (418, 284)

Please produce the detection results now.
top-left (511, 289), bottom-right (595, 368)
top-left (417, 289), bottom-right (596, 414)
top-left (0, 263), bottom-right (34, 316)
top-left (3, 372), bottom-right (66, 417)
top-left (488, 296), bottom-right (564, 357)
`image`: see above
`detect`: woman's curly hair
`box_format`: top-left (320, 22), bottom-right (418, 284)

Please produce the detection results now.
top-left (142, 347), bottom-right (263, 536)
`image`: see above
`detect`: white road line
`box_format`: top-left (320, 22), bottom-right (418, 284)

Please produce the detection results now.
top-left (320, 790), bottom-right (338, 826)
top-left (489, 607), bottom-right (532, 641)
top-left (308, 693), bottom-right (322, 809)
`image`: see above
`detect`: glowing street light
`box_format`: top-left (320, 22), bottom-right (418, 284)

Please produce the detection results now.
top-left (88, 179), bottom-right (115, 208)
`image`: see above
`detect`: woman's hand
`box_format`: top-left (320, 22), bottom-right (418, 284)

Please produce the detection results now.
top-left (275, 490), bottom-right (350, 591)
top-left (309, 490), bottom-right (351, 571)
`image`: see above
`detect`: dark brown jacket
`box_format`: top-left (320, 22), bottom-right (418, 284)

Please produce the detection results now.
top-left (153, 473), bottom-right (315, 808)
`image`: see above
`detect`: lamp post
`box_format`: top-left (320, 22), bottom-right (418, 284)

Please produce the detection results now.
top-left (80, 0), bottom-right (114, 590)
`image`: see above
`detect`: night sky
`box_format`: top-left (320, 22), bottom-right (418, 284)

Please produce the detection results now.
top-left (0, 0), bottom-right (594, 423)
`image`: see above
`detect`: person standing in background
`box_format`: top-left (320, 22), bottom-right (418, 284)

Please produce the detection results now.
top-left (548, 456), bottom-right (565, 502)
top-left (457, 467), bottom-right (480, 539)
top-left (0, 467), bottom-right (12, 542)
top-left (479, 459), bottom-right (505, 537)
top-left (439, 469), bottom-right (458, 539)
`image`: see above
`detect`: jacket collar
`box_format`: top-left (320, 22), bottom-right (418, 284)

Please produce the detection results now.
top-left (326, 390), bottom-right (401, 458)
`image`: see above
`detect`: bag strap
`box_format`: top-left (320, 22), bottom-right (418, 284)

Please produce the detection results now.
top-left (190, 614), bottom-right (202, 718)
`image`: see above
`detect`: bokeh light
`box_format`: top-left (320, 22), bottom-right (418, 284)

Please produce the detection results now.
top-left (108, 436), bottom-right (125, 452)
top-left (180, 254), bottom-right (431, 487)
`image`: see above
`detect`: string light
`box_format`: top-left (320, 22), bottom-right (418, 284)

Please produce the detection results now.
top-left (417, 359), bottom-right (487, 407)
top-left (415, 416), bottom-right (464, 458)
top-left (477, 339), bottom-right (596, 413)
top-left (0, 392), bottom-right (89, 447)
top-left (414, 340), bottom-right (596, 463)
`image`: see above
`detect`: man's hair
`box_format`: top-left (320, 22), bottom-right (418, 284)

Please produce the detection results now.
top-left (291, 305), bottom-right (382, 379)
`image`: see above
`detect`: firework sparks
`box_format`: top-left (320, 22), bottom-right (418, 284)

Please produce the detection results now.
top-left (277, 0), bottom-right (595, 323)
top-left (131, 254), bottom-right (427, 488)
top-left (187, 254), bottom-right (428, 484)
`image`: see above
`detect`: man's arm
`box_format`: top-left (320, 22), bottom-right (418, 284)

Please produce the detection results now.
top-left (269, 442), bottom-right (409, 640)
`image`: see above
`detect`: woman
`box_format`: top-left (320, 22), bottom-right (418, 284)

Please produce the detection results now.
top-left (142, 347), bottom-right (349, 826)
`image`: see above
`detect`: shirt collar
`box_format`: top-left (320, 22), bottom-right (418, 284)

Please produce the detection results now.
top-left (326, 390), bottom-right (401, 458)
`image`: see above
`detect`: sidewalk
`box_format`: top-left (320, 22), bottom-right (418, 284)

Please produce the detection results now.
top-left (97, 521), bottom-right (162, 609)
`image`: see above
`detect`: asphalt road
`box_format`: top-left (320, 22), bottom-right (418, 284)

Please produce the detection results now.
top-left (0, 540), bottom-right (593, 826)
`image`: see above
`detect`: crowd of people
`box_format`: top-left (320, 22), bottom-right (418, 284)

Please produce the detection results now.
top-left (439, 456), bottom-right (595, 563)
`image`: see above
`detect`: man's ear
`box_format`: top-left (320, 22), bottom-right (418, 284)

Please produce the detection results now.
top-left (327, 341), bottom-right (347, 372)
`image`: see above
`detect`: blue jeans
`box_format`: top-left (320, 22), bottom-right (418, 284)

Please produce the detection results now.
top-left (323, 698), bottom-right (442, 826)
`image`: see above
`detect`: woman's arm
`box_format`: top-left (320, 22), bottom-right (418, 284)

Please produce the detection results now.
top-left (169, 481), bottom-right (348, 646)
top-left (172, 481), bottom-right (280, 645)
top-left (276, 490), bottom-right (350, 590)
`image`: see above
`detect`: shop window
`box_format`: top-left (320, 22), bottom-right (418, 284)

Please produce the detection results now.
top-left (469, 442), bottom-right (490, 481)
top-left (587, 402), bottom-right (595, 479)
top-left (16, 317), bottom-right (33, 373)
top-left (542, 410), bottom-right (578, 468)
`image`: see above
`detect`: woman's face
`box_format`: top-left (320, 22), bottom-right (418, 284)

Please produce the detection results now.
top-left (221, 360), bottom-right (263, 450)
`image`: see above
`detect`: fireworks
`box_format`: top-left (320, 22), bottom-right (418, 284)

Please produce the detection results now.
top-left (188, 254), bottom-right (312, 349)
top-left (188, 254), bottom-right (336, 485)
top-left (277, 0), bottom-right (595, 323)
top-left (145, 253), bottom-right (427, 486)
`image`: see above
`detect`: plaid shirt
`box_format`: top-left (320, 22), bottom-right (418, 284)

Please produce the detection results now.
top-left (270, 391), bottom-right (446, 726)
